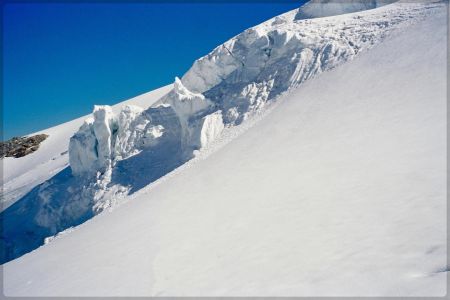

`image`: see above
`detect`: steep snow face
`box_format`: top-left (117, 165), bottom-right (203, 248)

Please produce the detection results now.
top-left (2, 1), bottom-right (444, 265)
top-left (294, 0), bottom-right (396, 20)
top-left (3, 6), bottom-right (446, 295)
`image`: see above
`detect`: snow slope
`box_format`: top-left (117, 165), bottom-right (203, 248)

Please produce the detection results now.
top-left (1, 85), bottom-right (172, 209)
top-left (3, 2), bottom-right (446, 296)
top-left (68, 0), bottom-right (442, 182)
top-left (3, 0), bottom-right (442, 266)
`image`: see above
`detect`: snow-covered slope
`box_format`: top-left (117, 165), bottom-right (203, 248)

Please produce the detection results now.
top-left (1, 85), bottom-right (172, 209)
top-left (66, 0), bottom-right (442, 189)
top-left (3, 2), bottom-right (446, 296)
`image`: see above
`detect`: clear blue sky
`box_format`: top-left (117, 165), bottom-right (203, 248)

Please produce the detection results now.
top-left (3, 2), bottom-right (305, 140)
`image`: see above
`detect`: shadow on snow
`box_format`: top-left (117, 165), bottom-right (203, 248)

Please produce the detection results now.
top-left (0, 145), bottom-right (187, 265)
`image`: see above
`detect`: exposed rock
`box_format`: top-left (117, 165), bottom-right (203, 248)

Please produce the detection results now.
top-left (1, 134), bottom-right (49, 158)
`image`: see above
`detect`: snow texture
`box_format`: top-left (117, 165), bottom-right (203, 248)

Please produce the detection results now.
top-left (1, 3), bottom-right (447, 291)
top-left (3, 2), bottom-right (446, 295)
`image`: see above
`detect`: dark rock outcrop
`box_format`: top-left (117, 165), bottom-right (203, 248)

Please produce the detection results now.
top-left (1, 134), bottom-right (49, 158)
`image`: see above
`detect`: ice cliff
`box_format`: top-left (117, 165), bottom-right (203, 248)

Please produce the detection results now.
top-left (69, 77), bottom-right (218, 177)
top-left (69, 106), bottom-right (117, 176)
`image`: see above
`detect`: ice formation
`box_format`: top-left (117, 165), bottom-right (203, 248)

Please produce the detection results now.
top-left (69, 0), bottom-right (424, 179)
top-left (69, 106), bottom-right (118, 176)
top-left (198, 111), bottom-right (225, 148)
top-left (69, 77), bottom-right (217, 176)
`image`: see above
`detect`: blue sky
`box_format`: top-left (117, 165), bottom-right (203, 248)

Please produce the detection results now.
top-left (3, 2), bottom-right (305, 140)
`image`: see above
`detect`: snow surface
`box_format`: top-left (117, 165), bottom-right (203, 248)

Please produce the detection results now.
top-left (2, 1), bottom-right (447, 296)
top-left (70, 0), bottom-right (442, 182)
top-left (66, 0), bottom-right (443, 212)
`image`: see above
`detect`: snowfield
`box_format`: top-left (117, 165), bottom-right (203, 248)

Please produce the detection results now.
top-left (1, 0), bottom-right (448, 297)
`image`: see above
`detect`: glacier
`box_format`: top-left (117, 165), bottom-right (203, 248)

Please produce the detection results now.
top-left (0, 0), bottom-right (446, 266)
top-left (70, 0), bottom-right (441, 177)
top-left (2, 1), bottom-right (447, 294)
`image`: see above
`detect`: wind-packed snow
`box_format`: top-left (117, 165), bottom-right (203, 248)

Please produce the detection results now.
top-left (2, 1), bottom-right (446, 296)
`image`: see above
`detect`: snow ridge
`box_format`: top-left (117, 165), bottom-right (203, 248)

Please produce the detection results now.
top-left (0, 0), bottom-right (444, 264)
